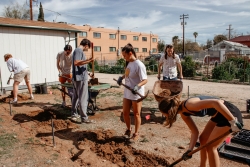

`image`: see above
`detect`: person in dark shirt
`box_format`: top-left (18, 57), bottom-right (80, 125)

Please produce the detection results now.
top-left (159, 95), bottom-right (243, 167)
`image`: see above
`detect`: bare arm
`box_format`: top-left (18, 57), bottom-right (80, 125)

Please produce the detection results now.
top-left (177, 62), bottom-right (183, 79)
top-left (181, 114), bottom-right (199, 150)
top-left (74, 58), bottom-right (94, 66)
top-left (56, 59), bottom-right (61, 72)
top-left (158, 62), bottom-right (163, 76)
top-left (137, 79), bottom-right (148, 87)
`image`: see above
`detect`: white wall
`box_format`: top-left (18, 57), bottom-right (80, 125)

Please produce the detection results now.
top-left (0, 26), bottom-right (76, 88)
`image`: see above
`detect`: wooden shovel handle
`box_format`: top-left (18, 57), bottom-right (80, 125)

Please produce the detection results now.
top-left (91, 42), bottom-right (94, 75)
top-left (169, 129), bottom-right (232, 167)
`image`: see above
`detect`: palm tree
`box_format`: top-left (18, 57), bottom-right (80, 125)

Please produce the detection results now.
top-left (193, 32), bottom-right (198, 43)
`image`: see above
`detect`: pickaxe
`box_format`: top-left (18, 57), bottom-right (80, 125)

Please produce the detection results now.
top-left (113, 78), bottom-right (149, 102)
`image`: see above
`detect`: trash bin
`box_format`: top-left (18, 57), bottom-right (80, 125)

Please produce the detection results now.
top-left (247, 99), bottom-right (250, 113)
top-left (35, 84), bottom-right (47, 94)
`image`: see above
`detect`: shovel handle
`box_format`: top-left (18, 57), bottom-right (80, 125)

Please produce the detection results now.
top-left (113, 78), bottom-right (144, 98)
top-left (169, 129), bottom-right (232, 167)
top-left (91, 42), bottom-right (94, 75)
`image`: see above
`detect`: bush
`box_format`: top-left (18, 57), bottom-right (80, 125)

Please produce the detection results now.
top-left (181, 56), bottom-right (196, 77)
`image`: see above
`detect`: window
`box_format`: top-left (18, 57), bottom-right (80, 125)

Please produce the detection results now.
top-left (152, 48), bottom-right (157, 53)
top-left (109, 47), bottom-right (116, 52)
top-left (142, 48), bottom-right (147, 52)
top-left (109, 34), bottom-right (116, 39)
top-left (134, 48), bottom-right (139, 52)
top-left (79, 31), bottom-right (87, 37)
top-left (133, 36), bottom-right (139, 41)
top-left (93, 32), bottom-right (101, 38)
top-left (152, 38), bottom-right (157, 42)
top-left (121, 35), bottom-right (127, 40)
top-left (142, 37), bottom-right (147, 41)
top-left (94, 46), bottom-right (101, 52)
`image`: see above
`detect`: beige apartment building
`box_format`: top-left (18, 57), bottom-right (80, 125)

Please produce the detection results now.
top-left (71, 24), bottom-right (159, 64)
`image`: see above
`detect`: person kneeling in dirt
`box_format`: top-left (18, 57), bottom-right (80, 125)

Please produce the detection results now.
top-left (159, 95), bottom-right (243, 167)
top-left (4, 54), bottom-right (34, 103)
top-left (116, 43), bottom-right (147, 143)
top-left (71, 39), bottom-right (95, 124)
top-left (57, 44), bottom-right (73, 107)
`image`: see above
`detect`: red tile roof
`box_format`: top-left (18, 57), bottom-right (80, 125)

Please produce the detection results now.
top-left (230, 35), bottom-right (250, 42)
top-left (0, 17), bottom-right (80, 32)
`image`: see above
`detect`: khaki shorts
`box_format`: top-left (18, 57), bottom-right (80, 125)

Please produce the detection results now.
top-left (14, 68), bottom-right (30, 83)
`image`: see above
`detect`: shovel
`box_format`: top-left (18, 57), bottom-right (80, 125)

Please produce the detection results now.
top-left (89, 42), bottom-right (98, 85)
top-left (169, 129), bottom-right (232, 167)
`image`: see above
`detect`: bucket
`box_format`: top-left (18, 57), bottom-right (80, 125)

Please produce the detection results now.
top-left (35, 84), bottom-right (41, 94)
top-left (35, 84), bottom-right (47, 94)
top-left (40, 84), bottom-right (48, 94)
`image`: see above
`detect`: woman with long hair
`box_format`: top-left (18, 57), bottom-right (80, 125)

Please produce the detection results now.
top-left (157, 44), bottom-right (183, 80)
top-left (116, 43), bottom-right (147, 142)
top-left (159, 95), bottom-right (243, 167)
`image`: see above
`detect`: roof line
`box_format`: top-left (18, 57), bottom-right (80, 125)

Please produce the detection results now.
top-left (0, 23), bottom-right (81, 32)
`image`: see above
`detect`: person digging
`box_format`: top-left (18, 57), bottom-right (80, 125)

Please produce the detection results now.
top-left (158, 95), bottom-right (243, 167)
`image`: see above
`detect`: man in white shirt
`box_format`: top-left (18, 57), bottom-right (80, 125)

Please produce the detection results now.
top-left (4, 54), bottom-right (34, 103)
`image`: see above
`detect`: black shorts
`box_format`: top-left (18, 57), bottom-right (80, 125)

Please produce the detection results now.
top-left (210, 101), bottom-right (243, 127)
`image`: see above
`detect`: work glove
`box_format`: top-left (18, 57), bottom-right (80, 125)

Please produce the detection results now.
top-left (132, 85), bottom-right (141, 94)
top-left (182, 150), bottom-right (192, 161)
top-left (117, 76), bottom-right (123, 85)
top-left (229, 117), bottom-right (242, 132)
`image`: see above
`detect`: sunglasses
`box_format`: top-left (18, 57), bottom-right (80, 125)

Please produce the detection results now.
top-left (166, 45), bottom-right (173, 48)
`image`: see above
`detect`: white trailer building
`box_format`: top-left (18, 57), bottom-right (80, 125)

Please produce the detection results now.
top-left (0, 17), bottom-right (81, 93)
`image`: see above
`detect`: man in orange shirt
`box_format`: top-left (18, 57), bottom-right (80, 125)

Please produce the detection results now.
top-left (57, 45), bottom-right (72, 107)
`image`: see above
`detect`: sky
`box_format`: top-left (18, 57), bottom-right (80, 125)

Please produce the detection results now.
top-left (0, 0), bottom-right (250, 45)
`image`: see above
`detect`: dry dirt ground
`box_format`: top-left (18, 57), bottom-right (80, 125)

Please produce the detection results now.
top-left (0, 73), bottom-right (249, 167)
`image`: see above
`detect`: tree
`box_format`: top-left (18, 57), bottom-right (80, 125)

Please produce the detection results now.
top-left (37, 2), bottom-right (45, 21)
top-left (157, 39), bottom-right (165, 52)
top-left (3, 2), bottom-right (30, 20)
top-left (172, 36), bottom-right (179, 49)
top-left (193, 32), bottom-right (198, 43)
top-left (205, 39), bottom-right (213, 49)
top-left (213, 35), bottom-right (227, 45)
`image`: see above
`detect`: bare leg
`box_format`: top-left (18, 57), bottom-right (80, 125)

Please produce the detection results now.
top-left (132, 100), bottom-right (142, 134)
top-left (61, 86), bottom-right (66, 102)
top-left (199, 120), bottom-right (216, 167)
top-left (25, 80), bottom-right (33, 95)
top-left (123, 98), bottom-right (132, 131)
top-left (13, 81), bottom-right (20, 100)
top-left (206, 126), bottom-right (230, 167)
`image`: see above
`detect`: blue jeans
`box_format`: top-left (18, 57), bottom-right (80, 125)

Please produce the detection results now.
top-left (163, 76), bottom-right (177, 80)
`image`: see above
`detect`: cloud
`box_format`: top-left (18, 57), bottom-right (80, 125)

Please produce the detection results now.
top-left (117, 10), bottom-right (164, 30)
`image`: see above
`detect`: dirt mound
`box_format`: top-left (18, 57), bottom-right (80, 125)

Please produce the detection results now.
top-left (76, 130), bottom-right (170, 167)
top-left (0, 93), bottom-right (30, 103)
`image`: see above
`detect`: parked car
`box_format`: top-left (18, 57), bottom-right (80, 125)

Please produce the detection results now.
top-left (145, 54), bottom-right (162, 61)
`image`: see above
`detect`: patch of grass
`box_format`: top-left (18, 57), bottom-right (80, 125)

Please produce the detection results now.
top-left (52, 153), bottom-right (59, 160)
top-left (0, 117), bottom-right (3, 122)
top-left (140, 137), bottom-right (149, 143)
top-left (0, 133), bottom-right (18, 157)
top-left (26, 137), bottom-right (34, 143)
top-left (50, 85), bottom-right (58, 89)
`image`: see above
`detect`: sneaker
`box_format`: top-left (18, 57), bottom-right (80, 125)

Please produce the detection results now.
top-left (129, 133), bottom-right (140, 143)
top-left (61, 101), bottom-right (66, 107)
top-left (10, 100), bottom-right (18, 104)
top-left (70, 115), bottom-right (80, 121)
top-left (81, 119), bottom-right (95, 124)
top-left (124, 128), bottom-right (132, 137)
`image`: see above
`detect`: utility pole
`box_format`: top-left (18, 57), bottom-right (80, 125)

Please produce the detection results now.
top-left (180, 14), bottom-right (189, 56)
top-left (30, 0), bottom-right (33, 20)
top-left (226, 24), bottom-right (233, 40)
top-left (117, 27), bottom-right (120, 57)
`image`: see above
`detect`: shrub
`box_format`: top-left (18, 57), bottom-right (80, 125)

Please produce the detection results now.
top-left (181, 56), bottom-right (196, 77)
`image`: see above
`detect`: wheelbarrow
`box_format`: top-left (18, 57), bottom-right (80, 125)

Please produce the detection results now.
top-left (57, 82), bottom-right (111, 115)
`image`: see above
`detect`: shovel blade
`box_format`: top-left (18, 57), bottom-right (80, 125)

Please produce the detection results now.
top-left (89, 78), bottom-right (99, 85)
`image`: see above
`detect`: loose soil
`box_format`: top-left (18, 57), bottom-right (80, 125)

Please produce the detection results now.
top-left (0, 73), bottom-right (249, 167)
